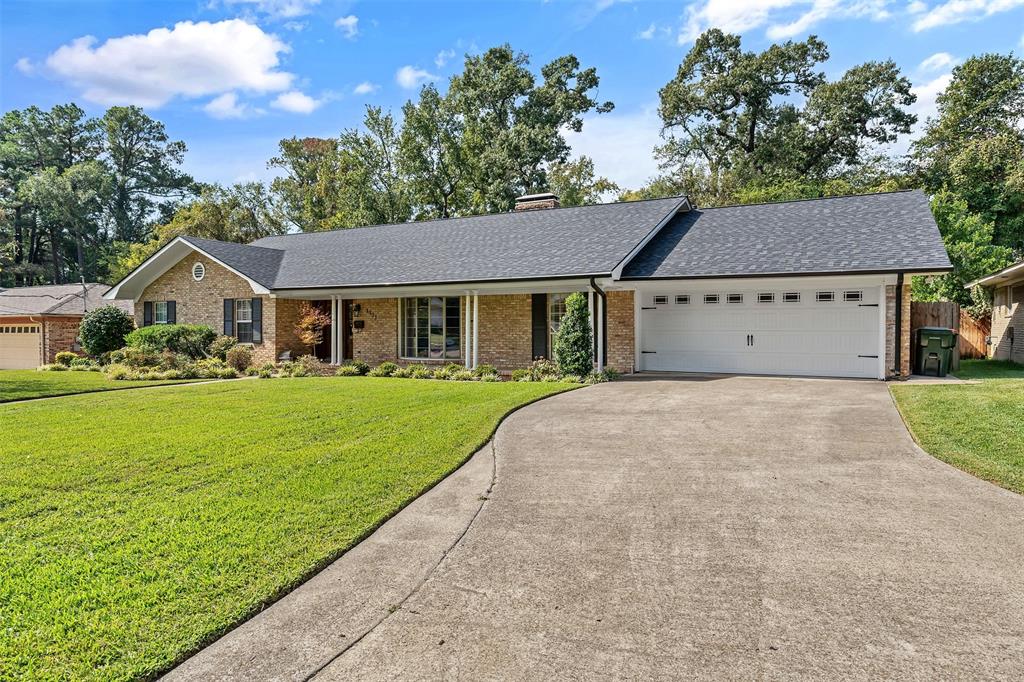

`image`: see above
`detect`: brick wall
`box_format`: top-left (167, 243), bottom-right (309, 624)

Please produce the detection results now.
top-left (991, 283), bottom-right (1023, 363)
top-left (136, 254), bottom-right (283, 364)
top-left (885, 283), bottom-right (912, 378)
top-left (350, 297), bottom-right (398, 365)
top-left (605, 290), bottom-right (634, 374)
top-left (476, 294), bottom-right (533, 370)
top-left (42, 317), bottom-right (83, 363)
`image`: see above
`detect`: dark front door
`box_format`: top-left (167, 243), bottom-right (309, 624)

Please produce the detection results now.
top-left (311, 300), bottom-right (332, 361)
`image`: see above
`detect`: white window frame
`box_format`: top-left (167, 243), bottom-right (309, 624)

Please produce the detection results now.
top-left (816, 291), bottom-right (835, 303)
top-left (154, 300), bottom-right (169, 324)
top-left (843, 290), bottom-right (864, 302)
top-left (235, 298), bottom-right (253, 343)
top-left (758, 292), bottom-right (775, 304)
top-left (704, 294), bottom-right (720, 304)
top-left (400, 296), bottom-right (463, 361)
top-left (549, 292), bottom-right (576, 355)
top-left (726, 293), bottom-right (743, 304)
top-left (653, 295), bottom-right (668, 305)
top-left (675, 295), bottom-right (690, 304)
top-left (783, 292), bottom-right (801, 303)
top-left (192, 262), bottom-right (205, 282)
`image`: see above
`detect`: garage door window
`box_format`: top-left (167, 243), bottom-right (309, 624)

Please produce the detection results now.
top-left (816, 291), bottom-right (835, 302)
top-left (704, 294), bottom-right (719, 304)
top-left (727, 294), bottom-right (743, 304)
top-left (843, 290), bottom-right (864, 302)
top-left (653, 295), bottom-right (668, 305)
top-left (675, 295), bottom-right (690, 304)
top-left (783, 292), bottom-right (801, 303)
top-left (758, 293), bottom-right (774, 303)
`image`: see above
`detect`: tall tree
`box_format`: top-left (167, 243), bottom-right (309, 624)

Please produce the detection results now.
top-left (547, 156), bottom-right (619, 207)
top-left (102, 106), bottom-right (192, 242)
top-left (269, 137), bottom-right (345, 231)
top-left (399, 85), bottom-right (469, 219)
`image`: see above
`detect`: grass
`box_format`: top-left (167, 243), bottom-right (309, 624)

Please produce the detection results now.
top-left (0, 369), bottom-right (204, 402)
top-left (0, 377), bottom-right (575, 680)
top-left (891, 358), bottom-right (1024, 496)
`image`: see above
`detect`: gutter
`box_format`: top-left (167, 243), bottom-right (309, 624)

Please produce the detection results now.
top-left (589, 277), bottom-right (607, 367)
top-left (894, 272), bottom-right (904, 378)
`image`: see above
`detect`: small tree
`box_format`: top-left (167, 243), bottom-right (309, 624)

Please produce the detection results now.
top-left (79, 305), bottom-right (135, 357)
top-left (553, 292), bottom-right (593, 376)
top-left (295, 301), bottom-right (332, 355)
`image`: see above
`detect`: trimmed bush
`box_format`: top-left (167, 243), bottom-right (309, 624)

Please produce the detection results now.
top-left (38, 363), bottom-right (67, 372)
top-left (296, 355), bottom-right (328, 376)
top-left (391, 367), bottom-right (414, 378)
top-left (473, 364), bottom-right (498, 378)
top-left (208, 335), bottom-right (238, 361)
top-left (54, 351), bottom-right (78, 367)
top-left (553, 292), bottom-right (592, 377)
top-left (407, 365), bottom-right (433, 379)
top-left (79, 305), bottom-right (135, 357)
top-left (368, 361), bottom-right (399, 377)
top-left (479, 373), bottom-right (501, 382)
top-left (335, 364), bottom-right (363, 376)
top-left (125, 324), bottom-right (217, 359)
top-left (432, 362), bottom-right (464, 380)
top-left (448, 370), bottom-right (478, 381)
top-left (511, 368), bottom-right (530, 382)
top-left (348, 360), bottom-right (370, 375)
top-left (258, 367), bottom-right (274, 378)
top-left (225, 345), bottom-right (253, 372)
top-left (527, 358), bottom-right (560, 381)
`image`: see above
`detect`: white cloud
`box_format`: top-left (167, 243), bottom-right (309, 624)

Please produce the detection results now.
top-left (203, 92), bottom-right (258, 119)
top-left (282, 20), bottom-right (306, 31)
top-left (334, 15), bottom-right (359, 39)
top-left (270, 90), bottom-right (323, 113)
top-left (395, 65), bottom-right (437, 89)
top-left (637, 23), bottom-right (657, 39)
top-left (907, 0), bottom-right (927, 12)
top-left (353, 81), bottom-right (380, 95)
top-left (14, 57), bottom-right (35, 75)
top-left (909, 71), bottom-right (953, 134)
top-left (912, 0), bottom-right (1024, 31)
top-left (435, 48), bottom-right (456, 68)
top-left (44, 20), bottom-right (293, 107)
top-left (918, 51), bottom-right (959, 72)
top-left (562, 106), bottom-right (663, 190)
top-left (680, 0), bottom-right (889, 43)
top-left (221, 0), bottom-right (321, 19)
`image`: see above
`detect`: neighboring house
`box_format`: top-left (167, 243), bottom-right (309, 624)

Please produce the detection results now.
top-left (105, 190), bottom-right (951, 380)
top-left (967, 259), bottom-right (1024, 364)
top-left (0, 283), bottom-right (131, 369)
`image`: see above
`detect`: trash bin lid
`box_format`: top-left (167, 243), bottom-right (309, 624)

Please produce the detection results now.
top-left (917, 326), bottom-right (956, 335)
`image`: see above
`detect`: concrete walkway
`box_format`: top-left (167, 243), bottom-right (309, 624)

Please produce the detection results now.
top-left (169, 377), bottom-right (1024, 680)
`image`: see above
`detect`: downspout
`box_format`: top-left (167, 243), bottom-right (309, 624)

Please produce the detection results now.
top-left (894, 272), bottom-right (904, 378)
top-left (589, 277), bottom-right (607, 370)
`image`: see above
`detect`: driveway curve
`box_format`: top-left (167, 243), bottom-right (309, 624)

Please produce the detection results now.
top-left (174, 377), bottom-right (1024, 680)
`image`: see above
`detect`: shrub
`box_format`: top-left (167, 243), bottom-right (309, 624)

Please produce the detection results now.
top-left (432, 362), bottom-right (464, 380)
top-left (125, 324), bottom-right (216, 359)
top-left (208, 335), bottom-right (238, 360)
top-left (347, 359), bottom-right (370, 375)
top-left (79, 305), bottom-right (135, 357)
top-left (408, 365), bottom-right (433, 379)
top-left (69, 357), bottom-right (100, 372)
top-left (553, 292), bottom-right (592, 377)
top-left (225, 345), bottom-right (253, 372)
top-left (448, 370), bottom-right (478, 381)
top-left (296, 355), bottom-right (328, 376)
top-left (215, 367), bottom-right (239, 379)
top-left (527, 358), bottom-right (560, 381)
top-left (391, 367), bottom-right (414, 378)
top-left (121, 347), bottom-right (163, 369)
top-left (105, 363), bottom-right (132, 380)
top-left (38, 363), bottom-right (67, 371)
top-left (368, 361), bottom-right (399, 377)
top-left (479, 373), bottom-right (501, 382)
top-left (258, 367), bottom-right (274, 378)
top-left (473, 364), bottom-right (498, 378)
top-left (511, 368), bottom-right (530, 382)
top-left (54, 351), bottom-right (78, 367)
top-left (335, 364), bottom-right (363, 376)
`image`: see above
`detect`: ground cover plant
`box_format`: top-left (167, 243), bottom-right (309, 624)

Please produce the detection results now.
top-left (891, 359), bottom-right (1024, 495)
top-left (0, 377), bottom-right (575, 679)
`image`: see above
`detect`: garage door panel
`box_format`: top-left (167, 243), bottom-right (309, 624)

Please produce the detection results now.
top-left (640, 285), bottom-right (881, 379)
top-left (0, 325), bottom-right (43, 369)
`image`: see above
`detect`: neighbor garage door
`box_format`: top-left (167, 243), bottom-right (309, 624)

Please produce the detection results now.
top-left (0, 324), bottom-right (43, 369)
top-left (639, 282), bottom-right (883, 378)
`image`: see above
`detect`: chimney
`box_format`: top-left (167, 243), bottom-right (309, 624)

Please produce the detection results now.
top-left (514, 192), bottom-right (561, 212)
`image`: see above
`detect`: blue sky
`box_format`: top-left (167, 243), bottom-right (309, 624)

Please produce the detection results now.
top-left (2, 0), bottom-right (1023, 190)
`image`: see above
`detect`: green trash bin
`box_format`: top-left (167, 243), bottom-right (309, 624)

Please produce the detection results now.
top-left (915, 326), bottom-right (958, 377)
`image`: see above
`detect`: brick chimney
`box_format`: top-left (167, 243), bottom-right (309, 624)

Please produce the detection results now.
top-left (514, 192), bottom-right (561, 211)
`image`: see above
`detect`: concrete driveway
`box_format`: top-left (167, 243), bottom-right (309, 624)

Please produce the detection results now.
top-left (171, 377), bottom-right (1024, 680)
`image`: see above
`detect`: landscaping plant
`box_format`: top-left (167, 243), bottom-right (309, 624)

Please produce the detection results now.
top-left (79, 305), bottom-right (136, 357)
top-left (295, 302), bottom-right (332, 355)
top-left (125, 324), bottom-right (217, 359)
top-left (553, 292), bottom-right (592, 377)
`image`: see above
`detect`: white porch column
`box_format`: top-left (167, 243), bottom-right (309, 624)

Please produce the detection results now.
top-left (596, 294), bottom-right (605, 372)
top-left (587, 291), bottom-right (595, 360)
top-left (464, 295), bottom-right (472, 369)
top-left (330, 297), bottom-right (338, 365)
top-left (472, 293), bottom-right (479, 369)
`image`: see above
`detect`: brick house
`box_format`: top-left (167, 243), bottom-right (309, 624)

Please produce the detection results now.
top-left (0, 283), bottom-right (132, 369)
top-left (105, 191), bottom-right (951, 380)
top-left (967, 259), bottom-right (1024, 364)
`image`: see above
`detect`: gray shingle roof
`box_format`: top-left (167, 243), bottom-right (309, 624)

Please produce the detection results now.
top-left (248, 196), bottom-right (685, 288)
top-left (180, 236), bottom-right (285, 288)
top-left (0, 283), bottom-right (131, 316)
top-left (622, 190), bottom-right (951, 280)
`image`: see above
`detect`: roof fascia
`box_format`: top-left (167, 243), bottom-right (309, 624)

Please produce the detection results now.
top-left (964, 260), bottom-right (1024, 288)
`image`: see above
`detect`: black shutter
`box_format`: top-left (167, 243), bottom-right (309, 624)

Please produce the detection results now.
top-left (166, 301), bottom-right (176, 324)
top-left (531, 293), bottom-right (548, 360)
top-left (224, 299), bottom-right (234, 337)
top-left (143, 301), bottom-right (153, 326)
top-left (251, 298), bottom-right (262, 344)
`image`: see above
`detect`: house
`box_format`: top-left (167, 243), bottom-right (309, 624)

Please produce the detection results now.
top-left (966, 259), bottom-right (1024, 364)
top-left (0, 283), bottom-right (131, 369)
top-left (104, 190), bottom-right (951, 380)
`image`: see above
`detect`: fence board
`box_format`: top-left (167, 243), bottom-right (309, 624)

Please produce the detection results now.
top-left (910, 301), bottom-right (990, 367)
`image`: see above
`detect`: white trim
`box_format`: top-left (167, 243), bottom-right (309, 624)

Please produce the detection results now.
top-left (103, 236), bottom-right (270, 300)
top-left (634, 288), bottom-right (642, 372)
top-left (877, 284), bottom-right (886, 380)
top-left (270, 277), bottom-right (596, 300)
top-left (596, 293), bottom-right (605, 372)
top-left (464, 295), bottom-right (471, 369)
top-left (472, 294), bottom-right (479, 369)
top-left (610, 197), bottom-right (690, 281)
top-left (330, 297), bottom-right (338, 365)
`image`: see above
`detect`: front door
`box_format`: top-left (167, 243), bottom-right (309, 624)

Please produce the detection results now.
top-left (341, 300), bottom-right (354, 361)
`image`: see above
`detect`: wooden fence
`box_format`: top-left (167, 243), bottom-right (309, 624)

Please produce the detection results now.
top-left (910, 301), bottom-right (990, 365)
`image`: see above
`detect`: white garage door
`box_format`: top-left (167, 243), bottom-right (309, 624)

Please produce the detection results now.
top-left (639, 284), bottom-right (882, 378)
top-left (0, 324), bottom-right (43, 369)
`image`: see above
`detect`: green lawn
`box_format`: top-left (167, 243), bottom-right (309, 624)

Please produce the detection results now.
top-left (0, 369), bottom-right (204, 402)
top-left (891, 359), bottom-right (1024, 495)
top-left (0, 377), bottom-right (574, 680)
